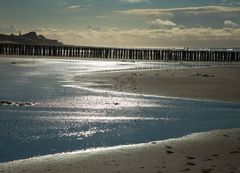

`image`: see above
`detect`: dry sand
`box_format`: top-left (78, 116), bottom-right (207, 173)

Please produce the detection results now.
top-left (0, 128), bottom-right (240, 173)
top-left (76, 66), bottom-right (240, 103)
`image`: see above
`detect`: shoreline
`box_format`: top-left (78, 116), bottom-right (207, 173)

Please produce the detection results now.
top-left (2, 54), bottom-right (240, 64)
top-left (1, 128), bottom-right (240, 173)
top-left (2, 55), bottom-right (240, 103)
top-left (0, 54), bottom-right (156, 62)
top-left (75, 66), bottom-right (240, 103)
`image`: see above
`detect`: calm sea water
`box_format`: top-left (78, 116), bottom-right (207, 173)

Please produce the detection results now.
top-left (0, 57), bottom-right (239, 163)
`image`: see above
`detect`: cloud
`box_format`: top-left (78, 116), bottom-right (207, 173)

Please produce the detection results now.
top-left (115, 5), bottom-right (240, 29)
top-left (87, 25), bottom-right (102, 31)
top-left (97, 16), bottom-right (108, 19)
top-left (224, 20), bottom-right (238, 28)
top-left (33, 27), bottom-right (64, 33)
top-left (67, 5), bottom-right (82, 9)
top-left (114, 6), bottom-right (240, 16)
top-left (35, 26), bottom-right (240, 48)
top-left (220, 0), bottom-right (240, 6)
top-left (119, 0), bottom-right (149, 3)
top-left (33, 28), bottom-right (46, 32)
top-left (149, 19), bottom-right (177, 28)
top-left (0, 24), bottom-right (18, 34)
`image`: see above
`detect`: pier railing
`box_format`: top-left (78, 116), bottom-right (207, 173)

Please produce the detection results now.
top-left (0, 43), bottom-right (239, 61)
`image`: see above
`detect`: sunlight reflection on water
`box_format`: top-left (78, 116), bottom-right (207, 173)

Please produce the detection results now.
top-left (37, 95), bottom-right (166, 109)
top-left (38, 115), bottom-right (172, 122)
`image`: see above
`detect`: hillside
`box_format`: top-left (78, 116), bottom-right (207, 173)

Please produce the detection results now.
top-left (0, 32), bottom-right (63, 46)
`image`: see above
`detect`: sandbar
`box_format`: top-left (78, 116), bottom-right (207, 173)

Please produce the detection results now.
top-left (75, 66), bottom-right (240, 103)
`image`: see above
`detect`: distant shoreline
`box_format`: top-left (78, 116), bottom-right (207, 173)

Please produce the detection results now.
top-left (0, 54), bottom-right (150, 62)
top-left (2, 54), bottom-right (240, 63)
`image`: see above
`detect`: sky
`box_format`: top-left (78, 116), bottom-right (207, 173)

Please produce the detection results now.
top-left (0, 0), bottom-right (240, 48)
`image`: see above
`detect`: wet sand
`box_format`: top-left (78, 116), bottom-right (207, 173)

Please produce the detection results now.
top-left (76, 66), bottom-right (240, 103)
top-left (0, 128), bottom-right (239, 173)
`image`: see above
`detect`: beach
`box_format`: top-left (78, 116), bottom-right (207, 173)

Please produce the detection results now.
top-left (0, 128), bottom-right (240, 173)
top-left (0, 58), bottom-right (240, 173)
top-left (1, 0), bottom-right (240, 171)
top-left (76, 66), bottom-right (240, 103)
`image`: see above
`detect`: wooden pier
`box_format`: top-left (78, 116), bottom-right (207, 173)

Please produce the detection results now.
top-left (0, 43), bottom-right (239, 61)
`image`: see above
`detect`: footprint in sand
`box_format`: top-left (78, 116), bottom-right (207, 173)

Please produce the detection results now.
top-left (186, 156), bottom-right (195, 160)
top-left (165, 145), bottom-right (173, 149)
top-left (230, 151), bottom-right (239, 154)
top-left (166, 150), bottom-right (174, 154)
top-left (186, 162), bottom-right (196, 166)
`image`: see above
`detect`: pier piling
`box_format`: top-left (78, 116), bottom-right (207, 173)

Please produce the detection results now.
top-left (0, 43), bottom-right (239, 62)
